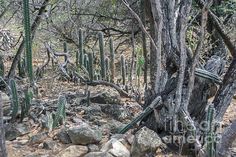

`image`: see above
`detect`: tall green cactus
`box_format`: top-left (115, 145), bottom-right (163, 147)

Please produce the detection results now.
top-left (78, 29), bottom-right (84, 67)
top-left (206, 104), bottom-right (216, 157)
top-left (105, 57), bottom-right (110, 81)
top-left (109, 38), bottom-right (115, 82)
top-left (0, 55), bottom-right (4, 77)
top-left (23, 0), bottom-right (33, 84)
top-left (98, 32), bottom-right (106, 80)
top-left (9, 79), bottom-right (19, 120)
top-left (121, 55), bottom-right (126, 85)
top-left (53, 95), bottom-right (66, 128)
top-left (88, 53), bottom-right (94, 81)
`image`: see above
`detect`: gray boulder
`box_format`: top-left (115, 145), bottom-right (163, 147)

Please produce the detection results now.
top-left (67, 125), bottom-right (102, 145)
top-left (131, 127), bottom-right (164, 157)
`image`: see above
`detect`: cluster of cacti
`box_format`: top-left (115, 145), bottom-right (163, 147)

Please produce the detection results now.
top-left (206, 104), bottom-right (216, 157)
top-left (109, 38), bottom-right (115, 82)
top-left (79, 29), bottom-right (84, 67)
top-left (0, 55), bottom-right (4, 77)
top-left (9, 79), bottom-right (19, 121)
top-left (23, 0), bottom-right (33, 84)
top-left (98, 32), bottom-right (106, 80)
top-left (46, 95), bottom-right (66, 129)
top-left (121, 55), bottom-right (126, 85)
top-left (88, 53), bottom-right (94, 81)
top-left (21, 88), bottom-right (33, 121)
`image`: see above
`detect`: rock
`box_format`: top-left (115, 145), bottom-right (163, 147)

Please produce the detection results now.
top-left (1, 92), bottom-right (11, 115)
top-left (88, 144), bottom-right (99, 152)
top-left (5, 124), bottom-right (21, 141)
top-left (56, 129), bottom-right (72, 144)
top-left (57, 145), bottom-right (88, 157)
top-left (43, 140), bottom-right (57, 150)
top-left (108, 140), bottom-right (130, 157)
top-left (30, 132), bottom-right (48, 144)
top-left (233, 94), bottom-right (236, 99)
top-left (100, 104), bottom-right (130, 121)
top-left (84, 152), bottom-right (114, 157)
top-left (101, 120), bottom-right (126, 134)
top-left (131, 127), bottom-right (164, 157)
top-left (78, 104), bottom-right (102, 117)
top-left (15, 123), bottom-right (30, 135)
top-left (67, 125), bottom-right (102, 145)
top-left (90, 92), bottom-right (121, 104)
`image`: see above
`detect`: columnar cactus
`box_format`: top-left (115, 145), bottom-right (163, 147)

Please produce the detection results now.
top-left (79, 29), bottom-right (84, 66)
top-left (88, 53), bottom-right (94, 81)
top-left (121, 55), bottom-right (126, 85)
top-left (9, 79), bottom-right (19, 120)
top-left (98, 32), bottom-right (106, 80)
top-left (18, 59), bottom-right (26, 77)
top-left (21, 88), bottom-right (33, 121)
top-left (53, 95), bottom-right (66, 128)
top-left (23, 0), bottom-right (33, 84)
top-left (0, 55), bottom-right (4, 77)
top-left (83, 54), bottom-right (88, 70)
top-left (105, 57), bottom-right (110, 81)
top-left (109, 38), bottom-right (115, 82)
top-left (206, 104), bottom-right (216, 157)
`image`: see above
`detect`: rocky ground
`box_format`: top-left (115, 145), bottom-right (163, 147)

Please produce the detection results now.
top-left (1, 77), bottom-right (236, 157)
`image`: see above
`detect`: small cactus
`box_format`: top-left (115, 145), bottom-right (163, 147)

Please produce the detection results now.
top-left (9, 79), bottom-right (19, 121)
top-left (21, 88), bottom-right (33, 121)
top-left (98, 32), bottom-right (106, 80)
top-left (0, 55), bottom-right (5, 77)
top-left (109, 38), bottom-right (115, 82)
top-left (206, 104), bottom-right (216, 157)
top-left (79, 29), bottom-right (84, 67)
top-left (121, 55), bottom-right (126, 85)
top-left (53, 95), bottom-right (66, 128)
top-left (105, 57), bottom-right (110, 81)
top-left (83, 54), bottom-right (88, 70)
top-left (88, 53), bottom-right (94, 81)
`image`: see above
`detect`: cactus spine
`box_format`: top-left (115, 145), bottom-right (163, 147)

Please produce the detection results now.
top-left (9, 79), bottom-right (19, 120)
top-left (0, 55), bottom-right (4, 77)
top-left (53, 95), bottom-right (66, 128)
top-left (88, 53), bottom-right (94, 81)
top-left (98, 32), bottom-right (106, 80)
top-left (206, 104), bottom-right (216, 157)
top-left (109, 38), bottom-right (115, 82)
top-left (121, 55), bottom-right (126, 85)
top-left (79, 29), bottom-right (84, 67)
top-left (23, 0), bottom-right (33, 84)
top-left (105, 57), bottom-right (110, 81)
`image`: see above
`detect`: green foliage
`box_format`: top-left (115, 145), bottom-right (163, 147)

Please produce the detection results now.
top-left (88, 53), bottom-right (94, 81)
top-left (121, 55), bottom-right (126, 85)
top-left (9, 79), bottom-right (19, 121)
top-left (53, 95), bottom-right (66, 128)
top-left (98, 31), bottom-right (106, 80)
top-left (109, 38), bottom-right (115, 82)
top-left (23, 0), bottom-right (33, 84)
top-left (212, 0), bottom-right (236, 16)
top-left (0, 55), bottom-right (4, 77)
top-left (79, 29), bottom-right (84, 66)
top-left (21, 88), bottom-right (33, 121)
top-left (206, 104), bottom-right (216, 157)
